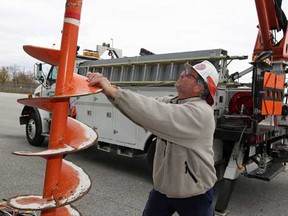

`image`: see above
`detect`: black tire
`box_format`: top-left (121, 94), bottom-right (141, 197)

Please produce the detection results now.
top-left (25, 112), bottom-right (45, 146)
top-left (146, 138), bottom-right (156, 174)
top-left (214, 178), bottom-right (237, 213)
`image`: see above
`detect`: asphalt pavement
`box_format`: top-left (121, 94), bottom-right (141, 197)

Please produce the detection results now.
top-left (0, 92), bottom-right (288, 216)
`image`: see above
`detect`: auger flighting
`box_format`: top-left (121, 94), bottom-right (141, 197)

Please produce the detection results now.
top-left (8, 0), bottom-right (102, 215)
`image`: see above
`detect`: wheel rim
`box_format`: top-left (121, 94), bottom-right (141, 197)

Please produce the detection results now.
top-left (27, 118), bottom-right (36, 140)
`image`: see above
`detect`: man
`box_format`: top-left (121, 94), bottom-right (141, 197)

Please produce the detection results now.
top-left (86, 60), bottom-right (218, 216)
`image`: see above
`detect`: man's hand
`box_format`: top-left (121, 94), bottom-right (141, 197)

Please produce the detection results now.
top-left (86, 72), bottom-right (118, 99)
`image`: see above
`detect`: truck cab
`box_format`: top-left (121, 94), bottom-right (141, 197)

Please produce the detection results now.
top-left (19, 64), bottom-right (59, 146)
top-left (19, 49), bottom-right (101, 146)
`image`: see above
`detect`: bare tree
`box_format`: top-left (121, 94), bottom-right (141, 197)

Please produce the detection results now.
top-left (0, 66), bottom-right (9, 83)
top-left (16, 71), bottom-right (35, 84)
top-left (0, 64), bottom-right (36, 85)
top-left (9, 64), bottom-right (20, 84)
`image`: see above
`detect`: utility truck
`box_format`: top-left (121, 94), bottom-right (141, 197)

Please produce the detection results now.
top-left (19, 0), bottom-right (288, 213)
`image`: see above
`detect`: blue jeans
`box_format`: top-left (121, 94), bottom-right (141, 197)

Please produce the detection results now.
top-left (142, 188), bottom-right (215, 216)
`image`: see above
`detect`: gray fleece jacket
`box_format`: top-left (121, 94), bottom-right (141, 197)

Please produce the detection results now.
top-left (112, 89), bottom-right (217, 198)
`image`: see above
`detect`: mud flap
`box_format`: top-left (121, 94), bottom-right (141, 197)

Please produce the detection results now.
top-left (214, 178), bottom-right (237, 213)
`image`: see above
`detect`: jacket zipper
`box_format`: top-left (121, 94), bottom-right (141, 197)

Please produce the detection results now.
top-left (185, 161), bottom-right (198, 183)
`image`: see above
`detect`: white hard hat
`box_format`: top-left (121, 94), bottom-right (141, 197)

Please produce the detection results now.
top-left (185, 60), bottom-right (219, 105)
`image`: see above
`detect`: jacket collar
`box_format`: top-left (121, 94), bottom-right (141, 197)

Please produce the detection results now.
top-left (170, 96), bottom-right (202, 104)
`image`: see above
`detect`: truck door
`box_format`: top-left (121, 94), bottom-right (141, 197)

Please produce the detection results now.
top-left (93, 94), bottom-right (114, 142)
top-left (93, 94), bottom-right (136, 145)
top-left (75, 94), bottom-right (95, 127)
top-left (114, 109), bottom-right (137, 145)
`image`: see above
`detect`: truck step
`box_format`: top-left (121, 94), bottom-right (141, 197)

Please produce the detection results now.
top-left (97, 143), bottom-right (111, 152)
top-left (247, 162), bottom-right (285, 181)
top-left (41, 133), bottom-right (50, 137)
top-left (117, 146), bottom-right (133, 157)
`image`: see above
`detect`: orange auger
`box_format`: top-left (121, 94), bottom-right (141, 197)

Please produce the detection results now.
top-left (8, 1), bottom-right (102, 215)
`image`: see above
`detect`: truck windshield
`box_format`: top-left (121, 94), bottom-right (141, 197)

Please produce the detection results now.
top-left (47, 66), bottom-right (58, 86)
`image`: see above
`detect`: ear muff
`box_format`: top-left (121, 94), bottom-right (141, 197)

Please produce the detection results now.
top-left (207, 76), bottom-right (217, 97)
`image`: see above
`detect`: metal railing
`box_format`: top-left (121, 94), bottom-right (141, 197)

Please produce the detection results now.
top-left (0, 83), bottom-right (38, 94)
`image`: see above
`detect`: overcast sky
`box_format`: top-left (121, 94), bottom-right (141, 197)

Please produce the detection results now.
top-left (1, 0), bottom-right (285, 81)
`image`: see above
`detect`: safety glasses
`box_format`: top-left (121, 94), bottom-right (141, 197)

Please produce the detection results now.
top-left (180, 70), bottom-right (198, 81)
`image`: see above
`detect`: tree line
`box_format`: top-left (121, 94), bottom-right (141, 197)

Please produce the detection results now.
top-left (0, 65), bottom-right (36, 85)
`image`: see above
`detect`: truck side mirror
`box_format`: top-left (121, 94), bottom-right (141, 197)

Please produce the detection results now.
top-left (34, 63), bottom-right (43, 80)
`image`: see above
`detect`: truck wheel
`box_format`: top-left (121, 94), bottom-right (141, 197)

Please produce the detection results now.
top-left (26, 112), bottom-right (45, 146)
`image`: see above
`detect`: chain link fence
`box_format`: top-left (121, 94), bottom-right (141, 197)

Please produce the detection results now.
top-left (0, 83), bottom-right (38, 94)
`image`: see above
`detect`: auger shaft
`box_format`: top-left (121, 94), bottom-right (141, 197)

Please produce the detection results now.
top-left (41, 1), bottom-right (82, 216)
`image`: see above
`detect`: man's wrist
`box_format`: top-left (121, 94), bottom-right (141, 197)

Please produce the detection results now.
top-left (104, 86), bottom-right (119, 99)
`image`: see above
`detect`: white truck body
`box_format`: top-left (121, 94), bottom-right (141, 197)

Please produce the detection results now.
top-left (75, 49), bottom-right (233, 161)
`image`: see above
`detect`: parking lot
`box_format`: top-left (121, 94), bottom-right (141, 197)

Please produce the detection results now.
top-left (1, 92), bottom-right (288, 216)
